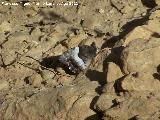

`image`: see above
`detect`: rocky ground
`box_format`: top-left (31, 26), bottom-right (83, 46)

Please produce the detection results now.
top-left (0, 0), bottom-right (160, 120)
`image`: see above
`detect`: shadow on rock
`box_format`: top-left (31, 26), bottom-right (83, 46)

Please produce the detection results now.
top-left (101, 9), bottom-right (152, 49)
top-left (153, 64), bottom-right (160, 80)
top-left (103, 46), bottom-right (124, 73)
top-left (141, 0), bottom-right (157, 8)
top-left (86, 69), bottom-right (106, 86)
top-left (40, 55), bottom-right (79, 75)
top-left (87, 96), bottom-right (104, 120)
top-left (114, 75), bottom-right (128, 96)
top-left (40, 55), bottom-right (60, 69)
top-left (85, 114), bottom-right (101, 120)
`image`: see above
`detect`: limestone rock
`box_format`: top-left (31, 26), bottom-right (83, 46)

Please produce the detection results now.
top-left (94, 93), bottom-right (117, 112)
top-left (0, 80), bottom-right (9, 91)
top-left (121, 38), bottom-right (160, 74)
top-left (103, 94), bottom-right (160, 120)
top-left (123, 26), bottom-right (153, 47)
top-left (41, 70), bottom-right (55, 80)
top-left (1, 32), bottom-right (31, 65)
top-left (68, 33), bottom-right (88, 49)
top-left (25, 74), bottom-right (43, 87)
top-left (0, 0), bottom-right (158, 120)
top-left (106, 62), bottom-right (123, 82)
top-left (65, 95), bottom-right (98, 120)
top-left (122, 10), bottom-right (160, 47)
top-left (0, 21), bottom-right (12, 33)
top-left (52, 44), bottom-right (66, 56)
top-left (155, 0), bottom-right (160, 5)
top-left (1, 80), bottom-right (99, 120)
top-left (91, 48), bottom-right (110, 71)
top-left (121, 74), bottom-right (160, 91)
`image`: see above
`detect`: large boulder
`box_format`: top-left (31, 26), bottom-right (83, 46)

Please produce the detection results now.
top-left (0, 76), bottom-right (100, 120)
top-left (121, 38), bottom-right (160, 75)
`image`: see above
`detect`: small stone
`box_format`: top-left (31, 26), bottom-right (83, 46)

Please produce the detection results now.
top-left (32, 74), bottom-right (43, 87)
top-left (53, 44), bottom-right (65, 56)
top-left (0, 21), bottom-right (12, 33)
top-left (155, 0), bottom-right (160, 5)
top-left (82, 17), bottom-right (100, 30)
top-left (41, 70), bottom-right (55, 80)
top-left (31, 27), bottom-right (43, 40)
top-left (25, 74), bottom-right (43, 87)
top-left (106, 62), bottom-right (123, 82)
top-left (57, 75), bottom-right (75, 85)
top-left (56, 67), bottom-right (66, 75)
top-left (99, 9), bottom-right (104, 14)
top-left (0, 80), bottom-right (9, 90)
top-left (68, 33), bottom-right (88, 48)
top-left (94, 93), bottom-right (117, 111)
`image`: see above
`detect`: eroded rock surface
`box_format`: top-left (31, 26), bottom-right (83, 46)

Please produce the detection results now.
top-left (94, 11), bottom-right (160, 119)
